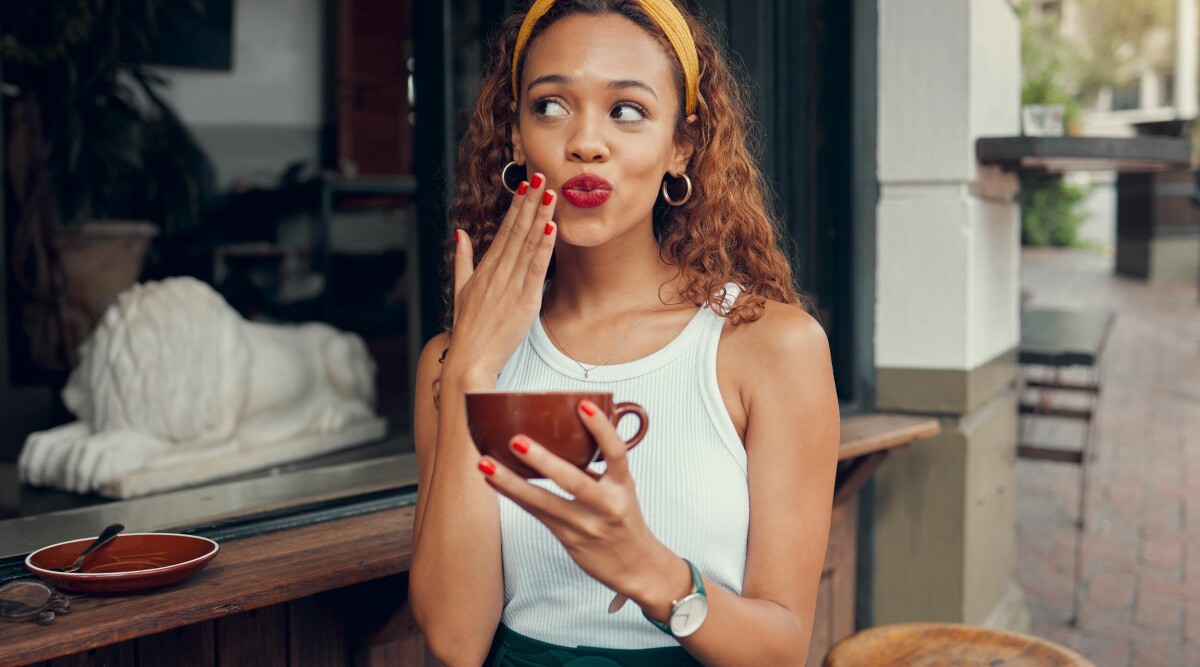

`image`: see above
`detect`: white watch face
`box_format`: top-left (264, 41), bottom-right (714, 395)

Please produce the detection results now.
top-left (669, 593), bottom-right (708, 637)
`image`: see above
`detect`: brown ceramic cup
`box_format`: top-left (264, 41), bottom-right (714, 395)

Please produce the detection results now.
top-left (464, 391), bottom-right (649, 479)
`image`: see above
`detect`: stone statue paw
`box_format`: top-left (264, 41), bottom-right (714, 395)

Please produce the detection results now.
top-left (18, 422), bottom-right (91, 488)
top-left (308, 399), bottom-right (376, 435)
top-left (20, 425), bottom-right (170, 494)
top-left (58, 430), bottom-right (172, 494)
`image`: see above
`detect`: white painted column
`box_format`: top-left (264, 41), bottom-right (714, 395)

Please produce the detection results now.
top-left (1176, 0), bottom-right (1198, 119)
top-left (876, 0), bottom-right (1021, 375)
top-left (872, 0), bottom-right (1027, 630)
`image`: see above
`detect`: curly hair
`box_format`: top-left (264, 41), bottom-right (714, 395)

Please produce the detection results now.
top-left (441, 0), bottom-right (807, 333)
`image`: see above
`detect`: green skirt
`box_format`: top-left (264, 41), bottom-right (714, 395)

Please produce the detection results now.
top-left (485, 623), bottom-right (702, 666)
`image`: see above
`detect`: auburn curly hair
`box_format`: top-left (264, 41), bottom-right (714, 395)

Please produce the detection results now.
top-left (441, 0), bottom-right (807, 333)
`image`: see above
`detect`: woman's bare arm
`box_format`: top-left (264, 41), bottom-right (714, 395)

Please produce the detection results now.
top-left (409, 332), bottom-right (504, 666)
top-left (410, 175), bottom-right (559, 666)
top-left (667, 303), bottom-right (840, 665)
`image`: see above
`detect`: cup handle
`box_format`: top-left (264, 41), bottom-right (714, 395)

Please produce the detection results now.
top-left (611, 402), bottom-right (649, 452)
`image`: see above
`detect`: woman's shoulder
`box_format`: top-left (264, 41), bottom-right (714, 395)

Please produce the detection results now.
top-left (419, 331), bottom-right (451, 362)
top-left (722, 297), bottom-right (830, 372)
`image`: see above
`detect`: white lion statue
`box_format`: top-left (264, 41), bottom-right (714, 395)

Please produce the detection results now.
top-left (18, 277), bottom-right (386, 498)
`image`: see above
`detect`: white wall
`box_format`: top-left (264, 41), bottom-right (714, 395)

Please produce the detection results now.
top-left (1176, 0), bottom-right (1198, 118)
top-left (154, 0), bottom-right (326, 185)
top-left (157, 0), bottom-right (325, 127)
top-left (875, 0), bottom-right (1021, 372)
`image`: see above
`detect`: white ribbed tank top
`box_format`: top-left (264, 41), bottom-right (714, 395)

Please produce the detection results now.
top-left (494, 283), bottom-right (749, 649)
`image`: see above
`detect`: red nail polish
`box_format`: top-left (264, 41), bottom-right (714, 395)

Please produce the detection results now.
top-left (531, 174), bottom-right (544, 189)
top-left (478, 459), bottom-right (496, 476)
top-left (454, 230), bottom-right (461, 244)
top-left (580, 402), bottom-right (597, 417)
top-left (517, 181), bottom-right (529, 195)
top-left (542, 191), bottom-right (553, 206)
top-left (544, 222), bottom-right (554, 236)
top-left (512, 438), bottom-right (529, 454)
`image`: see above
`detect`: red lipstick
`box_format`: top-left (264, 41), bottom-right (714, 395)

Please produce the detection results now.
top-left (561, 173), bottom-right (614, 208)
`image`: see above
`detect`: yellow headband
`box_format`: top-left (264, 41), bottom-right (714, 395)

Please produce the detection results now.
top-left (511, 0), bottom-right (699, 115)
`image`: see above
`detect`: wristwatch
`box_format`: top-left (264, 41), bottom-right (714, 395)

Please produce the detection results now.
top-left (643, 558), bottom-right (708, 638)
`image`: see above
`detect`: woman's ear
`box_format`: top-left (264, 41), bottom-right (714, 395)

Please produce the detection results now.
top-left (510, 101), bottom-right (525, 164)
top-left (669, 113), bottom-right (699, 175)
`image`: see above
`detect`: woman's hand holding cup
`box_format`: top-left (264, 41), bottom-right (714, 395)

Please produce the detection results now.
top-left (444, 173), bottom-right (558, 387)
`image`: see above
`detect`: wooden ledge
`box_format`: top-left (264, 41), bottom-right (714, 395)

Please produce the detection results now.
top-left (838, 413), bottom-right (941, 461)
top-left (1, 506), bottom-right (416, 666)
top-left (0, 413), bottom-right (939, 665)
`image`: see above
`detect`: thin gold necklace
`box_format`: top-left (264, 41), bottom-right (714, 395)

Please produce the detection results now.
top-left (541, 307), bottom-right (662, 379)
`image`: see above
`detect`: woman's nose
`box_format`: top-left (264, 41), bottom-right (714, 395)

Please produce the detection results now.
top-left (568, 115), bottom-right (610, 163)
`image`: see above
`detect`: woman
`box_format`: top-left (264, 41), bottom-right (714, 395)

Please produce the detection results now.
top-left (409, 1), bottom-right (840, 664)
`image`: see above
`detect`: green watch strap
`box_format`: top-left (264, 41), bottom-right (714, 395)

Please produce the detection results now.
top-left (643, 558), bottom-right (706, 636)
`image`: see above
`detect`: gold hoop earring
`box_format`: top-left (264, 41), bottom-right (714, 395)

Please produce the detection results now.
top-left (661, 173), bottom-right (692, 207)
top-left (501, 161), bottom-right (525, 195)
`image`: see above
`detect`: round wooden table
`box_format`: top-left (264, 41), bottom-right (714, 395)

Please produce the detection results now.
top-left (823, 623), bottom-right (1094, 666)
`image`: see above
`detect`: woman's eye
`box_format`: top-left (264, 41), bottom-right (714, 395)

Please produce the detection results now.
top-left (534, 99), bottom-right (568, 117)
top-left (611, 103), bottom-right (646, 122)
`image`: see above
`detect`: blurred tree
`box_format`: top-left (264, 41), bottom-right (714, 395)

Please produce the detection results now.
top-left (1017, 1), bottom-right (1103, 248)
top-left (1019, 179), bottom-right (1090, 247)
top-left (1071, 0), bottom-right (1175, 100)
top-left (1020, 3), bottom-right (1084, 133)
top-left (1019, 0), bottom-right (1175, 109)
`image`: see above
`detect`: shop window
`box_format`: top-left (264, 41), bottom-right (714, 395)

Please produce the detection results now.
top-left (1112, 80), bottom-right (1141, 111)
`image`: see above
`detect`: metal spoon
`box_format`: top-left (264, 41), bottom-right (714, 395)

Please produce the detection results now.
top-left (55, 523), bottom-right (124, 573)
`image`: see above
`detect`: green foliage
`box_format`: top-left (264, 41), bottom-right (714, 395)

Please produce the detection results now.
top-left (1019, 178), bottom-right (1091, 247)
top-left (1019, 3), bottom-right (1084, 132)
top-left (1018, 0), bottom-right (1175, 110)
top-left (1071, 0), bottom-right (1174, 98)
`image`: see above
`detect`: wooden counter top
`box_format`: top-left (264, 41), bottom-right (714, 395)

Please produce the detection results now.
top-left (837, 414), bottom-right (940, 461)
top-left (0, 413), bottom-right (938, 665)
top-left (2, 505), bottom-right (416, 666)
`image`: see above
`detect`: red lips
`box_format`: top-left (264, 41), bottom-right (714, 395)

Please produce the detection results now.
top-left (561, 173), bottom-right (614, 209)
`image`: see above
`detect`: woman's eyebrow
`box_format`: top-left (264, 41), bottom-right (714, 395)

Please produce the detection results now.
top-left (526, 74), bottom-right (659, 101)
top-left (527, 74), bottom-right (569, 91)
top-left (608, 79), bottom-right (658, 100)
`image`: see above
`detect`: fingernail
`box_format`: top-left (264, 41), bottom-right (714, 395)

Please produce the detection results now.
top-left (544, 222), bottom-right (555, 236)
top-left (454, 229), bottom-right (462, 244)
top-left (580, 401), bottom-right (597, 417)
top-left (531, 174), bottom-right (544, 189)
top-left (512, 437), bottom-right (529, 454)
top-left (517, 181), bottom-right (529, 196)
top-left (478, 459), bottom-right (496, 476)
top-left (542, 191), bottom-right (553, 206)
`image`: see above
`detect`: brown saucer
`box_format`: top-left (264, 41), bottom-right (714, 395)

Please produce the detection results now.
top-left (25, 533), bottom-right (219, 594)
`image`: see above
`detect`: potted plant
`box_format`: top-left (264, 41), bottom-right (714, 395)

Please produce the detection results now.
top-left (2, 0), bottom-right (215, 376)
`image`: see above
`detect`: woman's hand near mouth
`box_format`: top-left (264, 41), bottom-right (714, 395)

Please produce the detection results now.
top-left (443, 173), bottom-right (559, 387)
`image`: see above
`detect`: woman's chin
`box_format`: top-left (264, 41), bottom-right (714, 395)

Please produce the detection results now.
top-left (553, 210), bottom-right (649, 249)
top-left (553, 215), bottom-right (607, 245)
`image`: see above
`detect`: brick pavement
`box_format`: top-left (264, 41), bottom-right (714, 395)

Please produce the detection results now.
top-left (1017, 248), bottom-right (1200, 667)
